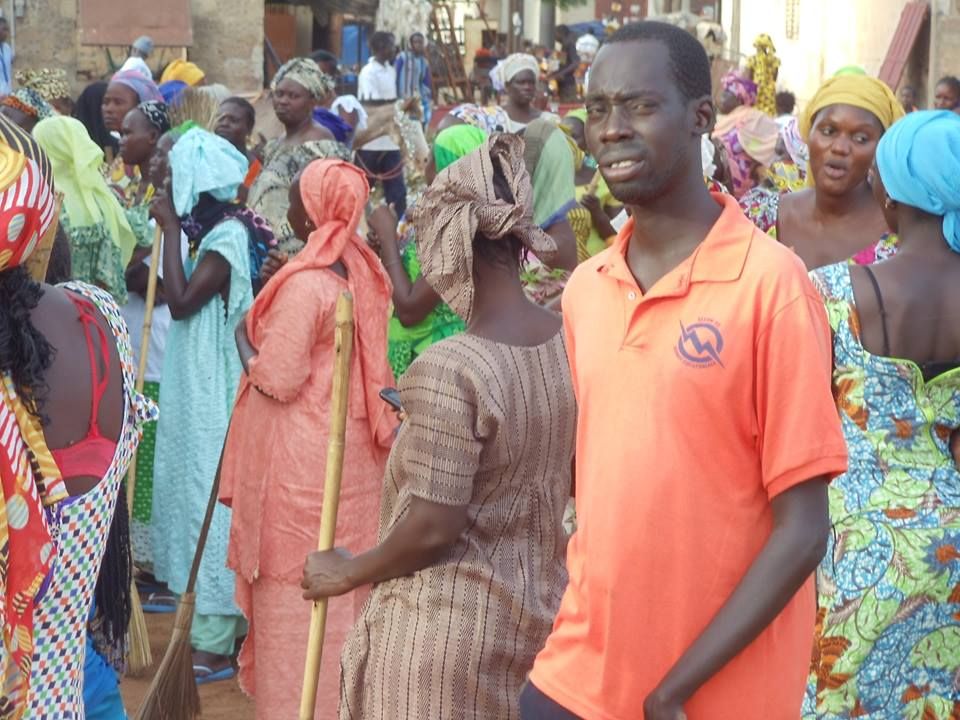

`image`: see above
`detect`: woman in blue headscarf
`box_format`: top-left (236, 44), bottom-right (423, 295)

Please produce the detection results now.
top-left (148, 127), bottom-right (253, 684)
top-left (803, 110), bottom-right (960, 718)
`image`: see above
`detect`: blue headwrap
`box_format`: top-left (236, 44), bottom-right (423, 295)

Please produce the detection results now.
top-left (876, 110), bottom-right (960, 253)
top-left (159, 80), bottom-right (189, 106)
top-left (169, 127), bottom-right (248, 216)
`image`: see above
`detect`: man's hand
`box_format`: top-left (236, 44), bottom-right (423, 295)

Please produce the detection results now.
top-left (643, 687), bottom-right (688, 720)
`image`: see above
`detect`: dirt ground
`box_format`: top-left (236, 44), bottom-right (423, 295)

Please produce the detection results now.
top-left (120, 611), bottom-right (254, 720)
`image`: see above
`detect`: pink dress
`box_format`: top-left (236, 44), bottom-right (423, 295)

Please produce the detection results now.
top-left (220, 268), bottom-right (391, 719)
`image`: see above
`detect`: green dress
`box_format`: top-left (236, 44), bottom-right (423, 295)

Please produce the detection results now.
top-left (60, 207), bottom-right (128, 305)
top-left (387, 234), bottom-right (465, 378)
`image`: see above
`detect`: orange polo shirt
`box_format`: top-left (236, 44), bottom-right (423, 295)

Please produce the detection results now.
top-left (529, 193), bottom-right (848, 720)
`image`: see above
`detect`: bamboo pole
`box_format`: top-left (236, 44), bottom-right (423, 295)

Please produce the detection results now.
top-left (298, 292), bottom-right (355, 720)
top-left (125, 223), bottom-right (163, 676)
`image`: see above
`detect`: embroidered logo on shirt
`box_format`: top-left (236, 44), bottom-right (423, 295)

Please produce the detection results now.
top-left (676, 319), bottom-right (724, 368)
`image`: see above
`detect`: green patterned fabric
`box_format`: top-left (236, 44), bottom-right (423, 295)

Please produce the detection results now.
top-left (387, 238), bottom-right (465, 378)
top-left (801, 262), bottom-right (960, 719)
top-left (131, 380), bottom-right (159, 567)
top-left (61, 207), bottom-right (128, 304)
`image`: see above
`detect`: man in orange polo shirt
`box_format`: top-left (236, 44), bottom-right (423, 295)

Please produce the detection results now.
top-left (520, 22), bottom-right (848, 720)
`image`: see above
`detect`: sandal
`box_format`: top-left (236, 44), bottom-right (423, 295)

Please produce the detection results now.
top-left (194, 664), bottom-right (236, 686)
top-left (140, 590), bottom-right (177, 614)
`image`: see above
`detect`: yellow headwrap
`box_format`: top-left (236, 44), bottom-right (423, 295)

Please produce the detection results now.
top-left (160, 59), bottom-right (206, 87)
top-left (799, 75), bottom-right (905, 141)
top-left (33, 116), bottom-right (137, 265)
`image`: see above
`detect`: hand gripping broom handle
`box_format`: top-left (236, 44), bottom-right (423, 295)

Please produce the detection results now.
top-left (127, 224), bottom-right (163, 514)
top-left (299, 292), bottom-right (355, 720)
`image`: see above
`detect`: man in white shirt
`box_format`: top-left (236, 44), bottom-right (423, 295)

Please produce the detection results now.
top-left (356, 31), bottom-right (407, 217)
top-left (119, 35), bottom-right (154, 79)
top-left (0, 18), bottom-right (13, 97)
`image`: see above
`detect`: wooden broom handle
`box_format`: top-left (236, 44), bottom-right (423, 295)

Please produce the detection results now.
top-left (126, 224), bottom-right (164, 515)
top-left (299, 292), bottom-right (355, 720)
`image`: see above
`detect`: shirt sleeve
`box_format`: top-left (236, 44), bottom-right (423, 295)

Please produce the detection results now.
top-left (754, 286), bottom-right (848, 499)
top-left (394, 350), bottom-right (484, 506)
top-left (246, 272), bottom-right (325, 402)
top-left (357, 66), bottom-right (372, 101)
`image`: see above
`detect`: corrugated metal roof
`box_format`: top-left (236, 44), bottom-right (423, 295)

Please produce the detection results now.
top-left (878, 1), bottom-right (929, 88)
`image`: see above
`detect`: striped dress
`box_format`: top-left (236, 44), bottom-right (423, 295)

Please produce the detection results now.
top-left (339, 330), bottom-right (576, 720)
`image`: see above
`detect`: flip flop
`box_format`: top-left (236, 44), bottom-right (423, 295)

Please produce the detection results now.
top-left (193, 664), bottom-right (236, 686)
top-left (140, 591), bottom-right (177, 614)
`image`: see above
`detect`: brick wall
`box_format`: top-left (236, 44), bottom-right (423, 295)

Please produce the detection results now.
top-left (6, 0), bottom-right (264, 96)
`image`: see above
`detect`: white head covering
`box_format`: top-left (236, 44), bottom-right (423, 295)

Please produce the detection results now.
top-left (490, 53), bottom-right (540, 93)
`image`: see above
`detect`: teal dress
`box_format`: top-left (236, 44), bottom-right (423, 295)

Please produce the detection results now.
top-left (387, 232), bottom-right (465, 379)
top-left (150, 219), bottom-right (252, 617)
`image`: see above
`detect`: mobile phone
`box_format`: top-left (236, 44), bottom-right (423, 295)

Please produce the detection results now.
top-left (379, 387), bottom-right (403, 411)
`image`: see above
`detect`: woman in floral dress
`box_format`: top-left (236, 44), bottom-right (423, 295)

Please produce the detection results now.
top-left (804, 111), bottom-right (960, 719)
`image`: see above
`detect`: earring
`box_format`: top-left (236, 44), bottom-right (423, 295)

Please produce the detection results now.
top-left (884, 197), bottom-right (896, 210)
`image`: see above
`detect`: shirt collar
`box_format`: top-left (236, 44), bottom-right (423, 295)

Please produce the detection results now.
top-left (597, 192), bottom-right (754, 289)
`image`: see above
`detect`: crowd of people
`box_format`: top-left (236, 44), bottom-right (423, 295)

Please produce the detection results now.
top-left (0, 16), bottom-right (958, 720)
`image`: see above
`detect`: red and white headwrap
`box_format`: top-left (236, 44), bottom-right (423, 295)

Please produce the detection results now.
top-left (0, 114), bottom-right (56, 272)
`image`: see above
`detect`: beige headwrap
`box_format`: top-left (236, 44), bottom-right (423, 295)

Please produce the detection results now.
top-left (409, 133), bottom-right (556, 322)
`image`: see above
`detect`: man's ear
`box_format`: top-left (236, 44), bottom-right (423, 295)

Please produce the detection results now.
top-left (692, 94), bottom-right (716, 137)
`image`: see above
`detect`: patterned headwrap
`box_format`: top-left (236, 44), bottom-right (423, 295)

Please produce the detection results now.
top-left (0, 88), bottom-right (55, 120)
top-left (109, 69), bottom-right (164, 103)
top-left (0, 114), bottom-right (57, 271)
top-left (137, 100), bottom-right (171, 135)
top-left (491, 53), bottom-right (540, 92)
top-left (876, 110), bottom-right (960, 253)
top-left (271, 57), bottom-right (336, 101)
top-left (409, 133), bottom-right (557, 323)
top-left (721, 69), bottom-right (758, 107)
top-left (16, 68), bottom-right (71, 103)
top-left (0, 112), bottom-right (66, 719)
top-left (159, 59), bottom-right (205, 87)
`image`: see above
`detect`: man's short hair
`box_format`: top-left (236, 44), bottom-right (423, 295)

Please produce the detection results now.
top-left (370, 31), bottom-right (395, 54)
top-left (310, 49), bottom-right (337, 66)
top-left (604, 21), bottom-right (711, 102)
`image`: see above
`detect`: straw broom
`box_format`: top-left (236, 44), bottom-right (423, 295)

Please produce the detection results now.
top-left (299, 292), bottom-right (355, 720)
top-left (124, 224), bottom-right (163, 676)
top-left (168, 87), bottom-right (222, 132)
top-left (135, 436), bottom-right (227, 720)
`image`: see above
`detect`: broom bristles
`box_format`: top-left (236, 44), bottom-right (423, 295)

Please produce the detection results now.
top-left (169, 87), bottom-right (222, 131)
top-left (135, 593), bottom-right (201, 720)
top-left (125, 587), bottom-right (153, 676)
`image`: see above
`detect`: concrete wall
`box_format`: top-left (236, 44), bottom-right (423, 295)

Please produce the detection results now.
top-left (722, 0), bottom-right (914, 106)
top-left (3, 0), bottom-right (264, 96)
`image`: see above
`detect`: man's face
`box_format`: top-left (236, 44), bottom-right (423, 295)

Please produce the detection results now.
top-left (376, 37), bottom-right (396, 63)
top-left (0, 22), bottom-right (10, 44)
top-left (410, 35), bottom-right (425, 55)
top-left (584, 40), bottom-right (709, 206)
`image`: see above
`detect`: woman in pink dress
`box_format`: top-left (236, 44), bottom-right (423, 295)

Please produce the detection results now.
top-left (219, 158), bottom-right (396, 719)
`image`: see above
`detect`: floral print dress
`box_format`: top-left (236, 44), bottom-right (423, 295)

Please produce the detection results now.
top-left (803, 262), bottom-right (960, 720)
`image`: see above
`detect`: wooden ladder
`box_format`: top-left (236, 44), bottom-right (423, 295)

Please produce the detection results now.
top-left (429, 3), bottom-right (472, 103)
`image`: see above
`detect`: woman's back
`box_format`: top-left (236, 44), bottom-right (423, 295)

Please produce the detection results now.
top-left (340, 329), bottom-right (575, 720)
